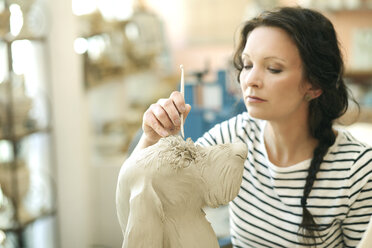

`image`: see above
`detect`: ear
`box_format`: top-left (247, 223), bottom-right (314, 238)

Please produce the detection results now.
top-left (310, 88), bottom-right (322, 99)
top-left (123, 182), bottom-right (165, 248)
top-left (305, 84), bottom-right (323, 100)
top-left (202, 145), bottom-right (245, 208)
top-left (203, 167), bottom-right (243, 208)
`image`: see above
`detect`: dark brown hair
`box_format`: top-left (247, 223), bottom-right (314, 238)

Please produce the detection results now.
top-left (233, 7), bottom-right (350, 244)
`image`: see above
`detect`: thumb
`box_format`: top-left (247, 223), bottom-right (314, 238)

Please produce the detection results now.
top-left (183, 104), bottom-right (192, 120)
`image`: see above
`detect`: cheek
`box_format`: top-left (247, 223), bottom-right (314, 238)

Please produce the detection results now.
top-left (239, 72), bottom-right (244, 87)
top-left (240, 82), bottom-right (245, 95)
top-left (267, 77), bottom-right (307, 110)
top-left (239, 72), bottom-right (247, 92)
top-left (270, 87), bottom-right (302, 107)
top-left (270, 74), bottom-right (304, 97)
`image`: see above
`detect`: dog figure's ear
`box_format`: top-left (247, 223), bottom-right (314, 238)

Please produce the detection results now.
top-left (202, 143), bottom-right (246, 208)
top-left (123, 182), bottom-right (165, 248)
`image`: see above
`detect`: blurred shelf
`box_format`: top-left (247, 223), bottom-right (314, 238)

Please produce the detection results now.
top-left (0, 126), bottom-right (51, 142)
top-left (0, 2), bottom-right (57, 247)
top-left (345, 70), bottom-right (372, 84)
top-left (326, 9), bottom-right (372, 13)
top-left (0, 36), bottom-right (46, 44)
top-left (1, 210), bottom-right (57, 232)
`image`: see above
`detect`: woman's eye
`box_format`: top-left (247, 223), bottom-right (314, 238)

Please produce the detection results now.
top-left (243, 64), bottom-right (252, 70)
top-left (268, 68), bottom-right (282, 74)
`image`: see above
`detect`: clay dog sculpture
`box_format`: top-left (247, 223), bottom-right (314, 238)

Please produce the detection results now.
top-left (116, 135), bottom-right (247, 248)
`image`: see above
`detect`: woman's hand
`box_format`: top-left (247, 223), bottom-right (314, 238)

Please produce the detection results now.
top-left (142, 91), bottom-right (192, 145)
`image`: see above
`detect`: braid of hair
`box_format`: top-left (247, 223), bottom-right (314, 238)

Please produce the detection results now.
top-left (299, 99), bottom-right (337, 242)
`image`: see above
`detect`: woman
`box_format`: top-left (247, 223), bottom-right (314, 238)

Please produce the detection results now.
top-left (131, 7), bottom-right (372, 247)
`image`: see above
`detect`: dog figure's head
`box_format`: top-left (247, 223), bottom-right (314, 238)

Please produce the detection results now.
top-left (116, 136), bottom-right (247, 248)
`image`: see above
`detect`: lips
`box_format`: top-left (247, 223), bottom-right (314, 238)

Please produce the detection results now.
top-left (246, 95), bottom-right (267, 102)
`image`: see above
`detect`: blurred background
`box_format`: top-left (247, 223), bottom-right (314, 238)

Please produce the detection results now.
top-left (0, 0), bottom-right (371, 247)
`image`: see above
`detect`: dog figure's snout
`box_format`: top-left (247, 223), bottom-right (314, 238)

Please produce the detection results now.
top-left (232, 143), bottom-right (248, 161)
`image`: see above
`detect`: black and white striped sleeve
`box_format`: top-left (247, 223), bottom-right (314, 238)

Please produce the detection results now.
top-left (195, 115), bottom-right (244, 147)
top-left (343, 148), bottom-right (372, 247)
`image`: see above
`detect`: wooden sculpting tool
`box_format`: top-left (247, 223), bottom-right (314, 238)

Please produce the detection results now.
top-left (180, 65), bottom-right (185, 138)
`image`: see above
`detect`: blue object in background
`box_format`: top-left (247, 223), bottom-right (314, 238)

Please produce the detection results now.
top-left (184, 70), bottom-right (246, 141)
top-left (363, 89), bottom-right (372, 107)
top-left (218, 236), bottom-right (233, 247)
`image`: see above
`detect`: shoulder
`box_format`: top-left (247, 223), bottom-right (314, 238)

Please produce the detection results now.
top-left (328, 129), bottom-right (372, 166)
top-left (223, 112), bottom-right (265, 136)
top-left (331, 129), bottom-right (372, 189)
top-left (331, 129), bottom-right (372, 160)
top-left (195, 112), bottom-right (265, 146)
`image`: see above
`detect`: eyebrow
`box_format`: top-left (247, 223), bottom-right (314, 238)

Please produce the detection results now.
top-left (241, 53), bottom-right (286, 62)
top-left (264, 56), bottom-right (286, 62)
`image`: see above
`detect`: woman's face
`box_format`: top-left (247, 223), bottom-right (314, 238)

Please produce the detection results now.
top-left (240, 26), bottom-right (312, 122)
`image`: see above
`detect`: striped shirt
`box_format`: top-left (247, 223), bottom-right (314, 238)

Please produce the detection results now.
top-left (196, 112), bottom-right (372, 247)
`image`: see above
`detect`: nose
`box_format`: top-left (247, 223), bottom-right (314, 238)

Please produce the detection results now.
top-left (240, 67), bottom-right (263, 89)
top-left (232, 143), bottom-right (248, 161)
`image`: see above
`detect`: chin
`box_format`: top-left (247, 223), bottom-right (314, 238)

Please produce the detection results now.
top-left (247, 108), bottom-right (269, 120)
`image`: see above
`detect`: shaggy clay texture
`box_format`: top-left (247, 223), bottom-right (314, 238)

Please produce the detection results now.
top-left (116, 135), bottom-right (247, 248)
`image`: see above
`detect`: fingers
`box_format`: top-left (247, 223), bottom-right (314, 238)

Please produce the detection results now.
top-left (143, 109), bottom-right (169, 137)
top-left (157, 98), bottom-right (181, 127)
top-left (170, 91), bottom-right (186, 114)
top-left (142, 91), bottom-right (190, 141)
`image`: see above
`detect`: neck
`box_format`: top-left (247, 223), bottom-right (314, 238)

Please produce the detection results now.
top-left (264, 117), bottom-right (317, 167)
top-left (164, 208), bottom-right (219, 248)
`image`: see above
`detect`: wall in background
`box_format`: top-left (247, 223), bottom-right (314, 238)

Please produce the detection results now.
top-left (47, 0), bottom-right (93, 247)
